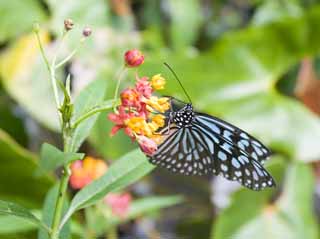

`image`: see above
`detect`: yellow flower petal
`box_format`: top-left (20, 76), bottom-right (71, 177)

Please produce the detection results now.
top-left (151, 74), bottom-right (166, 90)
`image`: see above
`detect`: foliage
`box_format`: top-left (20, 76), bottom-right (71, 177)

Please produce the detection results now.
top-left (0, 0), bottom-right (320, 238)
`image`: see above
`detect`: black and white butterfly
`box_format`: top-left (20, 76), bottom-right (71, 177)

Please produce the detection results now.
top-left (148, 97), bottom-right (276, 191)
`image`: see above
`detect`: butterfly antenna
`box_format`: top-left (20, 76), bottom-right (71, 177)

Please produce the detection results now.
top-left (163, 62), bottom-right (192, 103)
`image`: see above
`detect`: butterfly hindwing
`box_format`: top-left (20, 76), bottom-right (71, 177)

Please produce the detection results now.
top-left (192, 119), bottom-right (275, 190)
top-left (149, 128), bottom-right (214, 175)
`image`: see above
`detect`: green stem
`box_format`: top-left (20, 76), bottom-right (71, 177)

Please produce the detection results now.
top-left (50, 165), bottom-right (70, 239)
top-left (55, 39), bottom-right (84, 69)
top-left (71, 101), bottom-right (115, 129)
top-left (113, 66), bottom-right (127, 112)
top-left (35, 30), bottom-right (61, 120)
top-left (50, 129), bottom-right (72, 239)
top-left (35, 31), bottom-right (50, 72)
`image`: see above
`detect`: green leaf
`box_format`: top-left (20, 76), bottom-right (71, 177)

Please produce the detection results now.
top-left (107, 196), bottom-right (183, 228)
top-left (0, 0), bottom-right (47, 42)
top-left (0, 210), bottom-right (40, 234)
top-left (69, 78), bottom-right (108, 152)
top-left (40, 143), bottom-right (84, 172)
top-left (0, 32), bottom-right (60, 131)
top-left (60, 149), bottom-right (154, 228)
top-left (167, 0), bottom-right (203, 50)
top-left (0, 90), bottom-right (28, 146)
top-left (252, 0), bottom-right (303, 26)
top-left (0, 200), bottom-right (50, 234)
top-left (38, 185), bottom-right (70, 239)
top-left (0, 129), bottom-right (53, 207)
top-left (212, 161), bottom-right (318, 239)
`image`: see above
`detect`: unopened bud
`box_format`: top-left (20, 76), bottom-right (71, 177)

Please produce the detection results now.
top-left (64, 19), bottom-right (74, 31)
top-left (124, 49), bottom-right (144, 68)
top-left (82, 27), bottom-right (92, 37)
top-left (33, 22), bottom-right (40, 33)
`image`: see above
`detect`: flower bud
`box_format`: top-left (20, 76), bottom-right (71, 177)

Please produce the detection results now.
top-left (124, 49), bottom-right (144, 67)
top-left (82, 27), bottom-right (92, 37)
top-left (64, 19), bottom-right (74, 31)
top-left (137, 136), bottom-right (157, 156)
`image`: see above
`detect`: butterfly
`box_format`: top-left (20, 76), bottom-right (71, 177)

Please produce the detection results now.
top-left (148, 97), bottom-right (276, 191)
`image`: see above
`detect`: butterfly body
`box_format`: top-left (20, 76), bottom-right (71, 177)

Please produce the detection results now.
top-left (149, 98), bottom-right (275, 191)
top-left (171, 103), bottom-right (195, 128)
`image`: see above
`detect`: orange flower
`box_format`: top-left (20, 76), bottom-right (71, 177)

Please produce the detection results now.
top-left (120, 88), bottom-right (140, 107)
top-left (151, 74), bottom-right (166, 90)
top-left (70, 156), bottom-right (108, 189)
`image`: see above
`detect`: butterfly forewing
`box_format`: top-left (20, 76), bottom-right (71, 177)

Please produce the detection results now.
top-left (148, 97), bottom-right (275, 191)
top-left (195, 113), bottom-right (271, 163)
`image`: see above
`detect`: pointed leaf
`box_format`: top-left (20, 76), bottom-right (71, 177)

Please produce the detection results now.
top-left (0, 211), bottom-right (40, 234)
top-left (0, 200), bottom-right (50, 233)
top-left (0, 0), bottom-right (47, 42)
top-left (40, 143), bottom-right (84, 172)
top-left (69, 78), bottom-right (108, 152)
top-left (0, 129), bottom-right (53, 207)
top-left (60, 149), bottom-right (154, 228)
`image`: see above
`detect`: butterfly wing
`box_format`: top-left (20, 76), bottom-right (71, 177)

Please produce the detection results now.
top-left (193, 113), bottom-right (275, 190)
top-left (195, 112), bottom-right (271, 163)
top-left (149, 127), bottom-right (215, 176)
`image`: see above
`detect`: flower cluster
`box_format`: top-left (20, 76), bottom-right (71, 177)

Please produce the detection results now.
top-left (109, 53), bottom-right (169, 155)
top-left (69, 156), bottom-right (108, 189)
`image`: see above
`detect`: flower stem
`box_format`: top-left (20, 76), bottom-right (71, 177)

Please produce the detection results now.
top-left (35, 30), bottom-right (61, 121)
top-left (71, 100), bottom-right (115, 129)
top-left (55, 38), bottom-right (85, 69)
top-left (113, 66), bottom-right (127, 112)
top-left (50, 165), bottom-right (70, 239)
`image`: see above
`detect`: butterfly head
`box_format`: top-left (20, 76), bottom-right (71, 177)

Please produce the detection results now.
top-left (172, 103), bottom-right (195, 128)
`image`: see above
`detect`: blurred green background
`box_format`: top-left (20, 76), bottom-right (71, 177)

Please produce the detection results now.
top-left (1, 0), bottom-right (320, 238)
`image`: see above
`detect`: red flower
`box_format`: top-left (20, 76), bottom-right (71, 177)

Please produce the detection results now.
top-left (124, 49), bottom-right (144, 67)
top-left (104, 193), bottom-right (132, 218)
top-left (137, 135), bottom-right (158, 156)
top-left (108, 106), bottom-right (135, 137)
top-left (135, 76), bottom-right (153, 98)
top-left (120, 88), bottom-right (140, 107)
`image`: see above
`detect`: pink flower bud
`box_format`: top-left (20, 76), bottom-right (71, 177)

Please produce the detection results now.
top-left (124, 49), bottom-right (144, 67)
top-left (137, 136), bottom-right (157, 156)
top-left (82, 27), bottom-right (92, 37)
